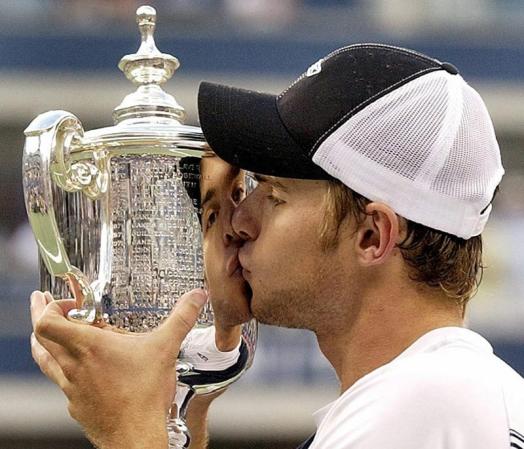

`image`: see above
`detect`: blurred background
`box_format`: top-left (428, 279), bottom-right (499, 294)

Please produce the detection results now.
top-left (1, 0), bottom-right (523, 448)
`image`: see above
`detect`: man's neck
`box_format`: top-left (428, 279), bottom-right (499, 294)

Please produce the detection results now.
top-left (315, 288), bottom-right (464, 393)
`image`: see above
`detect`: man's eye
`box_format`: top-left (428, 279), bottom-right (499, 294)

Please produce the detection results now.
top-left (206, 211), bottom-right (217, 230)
top-left (267, 193), bottom-right (284, 206)
top-left (232, 186), bottom-right (245, 204)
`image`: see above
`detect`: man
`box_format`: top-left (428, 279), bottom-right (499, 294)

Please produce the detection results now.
top-left (32, 44), bottom-right (524, 449)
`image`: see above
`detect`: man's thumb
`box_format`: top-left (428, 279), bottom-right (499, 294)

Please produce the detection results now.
top-left (157, 288), bottom-right (208, 346)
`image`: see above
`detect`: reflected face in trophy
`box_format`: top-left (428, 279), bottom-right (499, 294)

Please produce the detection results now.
top-left (200, 153), bottom-right (253, 326)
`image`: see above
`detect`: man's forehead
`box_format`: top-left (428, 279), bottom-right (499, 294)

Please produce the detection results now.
top-left (200, 157), bottom-right (245, 204)
top-left (202, 156), bottom-right (242, 180)
top-left (253, 174), bottom-right (289, 189)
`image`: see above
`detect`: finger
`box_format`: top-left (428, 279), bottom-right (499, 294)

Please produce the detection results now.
top-left (155, 289), bottom-right (208, 349)
top-left (34, 299), bottom-right (87, 348)
top-left (31, 333), bottom-right (69, 391)
top-left (30, 291), bottom-right (48, 329)
top-left (43, 291), bottom-right (54, 304)
top-left (37, 292), bottom-right (136, 333)
top-left (33, 325), bottom-right (81, 371)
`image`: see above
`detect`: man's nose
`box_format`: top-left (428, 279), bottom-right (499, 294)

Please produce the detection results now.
top-left (222, 204), bottom-right (243, 247)
top-left (231, 193), bottom-right (259, 242)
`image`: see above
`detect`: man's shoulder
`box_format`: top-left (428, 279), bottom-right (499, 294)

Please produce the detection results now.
top-left (383, 352), bottom-right (493, 405)
top-left (312, 331), bottom-right (524, 448)
top-left (337, 333), bottom-right (521, 427)
top-left (324, 343), bottom-right (502, 424)
top-left (374, 337), bottom-right (524, 438)
top-left (314, 341), bottom-right (515, 448)
top-left (382, 335), bottom-right (524, 406)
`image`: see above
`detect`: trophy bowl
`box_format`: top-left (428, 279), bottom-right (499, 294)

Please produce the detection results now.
top-left (22, 6), bottom-right (257, 448)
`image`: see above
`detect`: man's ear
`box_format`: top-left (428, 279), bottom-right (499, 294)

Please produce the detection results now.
top-left (354, 202), bottom-right (400, 266)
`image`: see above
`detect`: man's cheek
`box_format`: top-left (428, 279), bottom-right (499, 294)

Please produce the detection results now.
top-left (202, 240), bottom-right (214, 265)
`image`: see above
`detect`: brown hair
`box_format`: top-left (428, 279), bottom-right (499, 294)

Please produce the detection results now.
top-left (321, 179), bottom-right (488, 305)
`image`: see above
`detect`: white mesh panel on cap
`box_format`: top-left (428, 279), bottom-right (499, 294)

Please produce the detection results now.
top-left (432, 82), bottom-right (502, 202)
top-left (312, 71), bottom-right (504, 239)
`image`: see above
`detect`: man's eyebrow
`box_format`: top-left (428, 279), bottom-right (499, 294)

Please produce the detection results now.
top-left (254, 174), bottom-right (288, 191)
top-left (201, 188), bottom-right (217, 208)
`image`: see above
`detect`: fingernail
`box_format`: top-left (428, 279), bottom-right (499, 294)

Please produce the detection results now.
top-left (30, 291), bottom-right (45, 306)
top-left (192, 288), bottom-right (208, 307)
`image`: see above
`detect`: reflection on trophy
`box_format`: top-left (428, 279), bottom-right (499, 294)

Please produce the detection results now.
top-left (22, 5), bottom-right (257, 448)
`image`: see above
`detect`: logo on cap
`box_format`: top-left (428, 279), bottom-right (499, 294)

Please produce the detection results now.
top-left (306, 59), bottom-right (323, 77)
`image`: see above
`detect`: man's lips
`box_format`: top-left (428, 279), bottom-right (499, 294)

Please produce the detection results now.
top-left (226, 254), bottom-right (242, 277)
top-left (236, 252), bottom-right (252, 279)
top-left (238, 252), bottom-right (250, 272)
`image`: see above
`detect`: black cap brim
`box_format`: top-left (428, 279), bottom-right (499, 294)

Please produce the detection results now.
top-left (198, 81), bottom-right (331, 180)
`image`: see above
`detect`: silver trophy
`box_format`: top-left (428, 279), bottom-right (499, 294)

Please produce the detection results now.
top-left (22, 6), bottom-right (257, 448)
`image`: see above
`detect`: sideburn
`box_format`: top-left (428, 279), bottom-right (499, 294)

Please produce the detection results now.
top-left (319, 180), bottom-right (368, 252)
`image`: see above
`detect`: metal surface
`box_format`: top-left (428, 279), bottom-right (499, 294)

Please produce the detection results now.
top-left (23, 111), bottom-right (105, 324)
top-left (114, 5), bottom-right (185, 123)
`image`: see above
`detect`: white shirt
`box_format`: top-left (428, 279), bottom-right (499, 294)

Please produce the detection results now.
top-left (309, 327), bottom-right (524, 449)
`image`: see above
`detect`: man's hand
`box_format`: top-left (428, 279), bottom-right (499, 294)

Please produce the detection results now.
top-left (30, 288), bottom-right (208, 449)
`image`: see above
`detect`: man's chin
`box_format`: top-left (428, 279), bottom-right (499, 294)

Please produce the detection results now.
top-left (248, 293), bottom-right (306, 330)
top-left (209, 284), bottom-right (253, 326)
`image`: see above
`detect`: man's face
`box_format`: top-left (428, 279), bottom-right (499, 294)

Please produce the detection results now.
top-left (232, 175), bottom-right (355, 333)
top-left (200, 155), bottom-right (252, 327)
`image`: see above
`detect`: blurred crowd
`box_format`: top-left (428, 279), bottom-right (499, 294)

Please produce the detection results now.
top-left (1, 0), bottom-right (522, 35)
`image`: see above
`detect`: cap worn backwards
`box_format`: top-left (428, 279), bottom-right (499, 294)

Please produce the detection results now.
top-left (197, 43), bottom-right (504, 239)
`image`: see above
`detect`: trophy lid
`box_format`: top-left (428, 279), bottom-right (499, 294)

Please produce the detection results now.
top-left (113, 6), bottom-right (186, 124)
top-left (78, 5), bottom-right (205, 154)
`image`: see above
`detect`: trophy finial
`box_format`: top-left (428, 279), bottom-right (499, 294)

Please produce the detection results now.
top-left (114, 5), bottom-right (185, 123)
top-left (136, 6), bottom-right (158, 56)
top-left (137, 5), bottom-right (156, 25)
top-left (118, 5), bottom-right (180, 86)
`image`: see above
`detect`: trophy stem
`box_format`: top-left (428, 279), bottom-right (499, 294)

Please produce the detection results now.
top-left (167, 385), bottom-right (195, 449)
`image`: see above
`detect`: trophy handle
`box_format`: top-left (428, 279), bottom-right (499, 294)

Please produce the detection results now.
top-left (23, 111), bottom-right (106, 324)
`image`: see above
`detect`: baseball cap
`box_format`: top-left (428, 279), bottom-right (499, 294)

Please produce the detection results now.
top-left (198, 43), bottom-right (504, 239)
